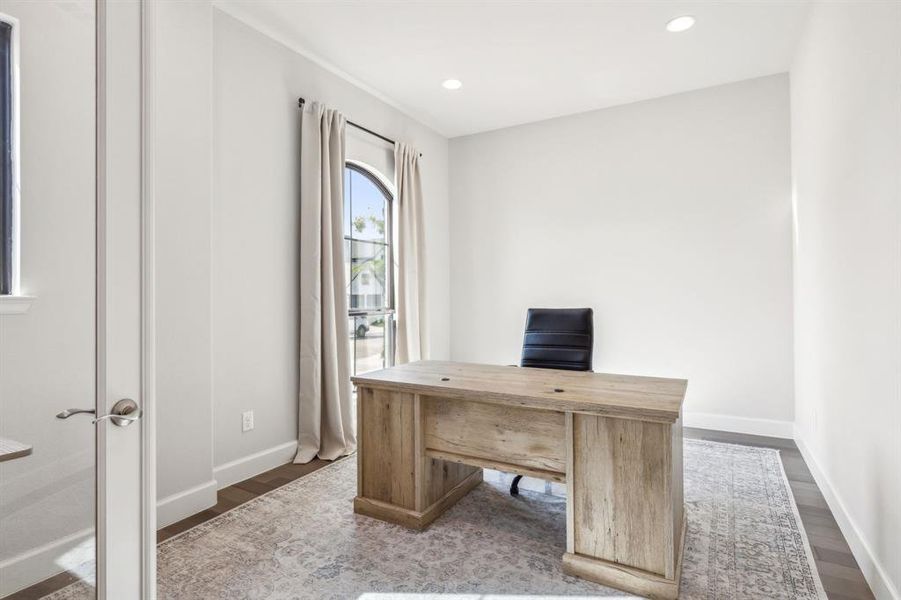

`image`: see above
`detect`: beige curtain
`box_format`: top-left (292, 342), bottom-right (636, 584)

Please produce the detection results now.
top-left (395, 143), bottom-right (428, 363)
top-left (295, 102), bottom-right (356, 463)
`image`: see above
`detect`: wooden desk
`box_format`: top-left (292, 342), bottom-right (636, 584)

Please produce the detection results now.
top-left (352, 360), bottom-right (687, 599)
top-left (0, 437), bottom-right (33, 463)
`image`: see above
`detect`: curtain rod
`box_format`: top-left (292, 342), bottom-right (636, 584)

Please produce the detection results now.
top-left (297, 97), bottom-right (421, 158)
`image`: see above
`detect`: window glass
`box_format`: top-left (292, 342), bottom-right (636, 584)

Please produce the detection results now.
top-left (344, 164), bottom-right (393, 376)
top-left (0, 20), bottom-right (14, 295)
top-left (348, 169), bottom-right (386, 243)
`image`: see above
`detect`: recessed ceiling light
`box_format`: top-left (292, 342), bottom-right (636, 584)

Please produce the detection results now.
top-left (442, 79), bottom-right (463, 90)
top-left (666, 15), bottom-right (696, 33)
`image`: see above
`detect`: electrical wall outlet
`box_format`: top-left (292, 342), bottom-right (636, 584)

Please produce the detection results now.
top-left (242, 410), bottom-right (254, 432)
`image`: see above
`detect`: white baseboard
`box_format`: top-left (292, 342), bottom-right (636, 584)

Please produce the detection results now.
top-left (683, 411), bottom-right (794, 438)
top-left (156, 479), bottom-right (218, 529)
top-left (794, 429), bottom-right (899, 600)
top-left (155, 441), bottom-right (297, 530)
top-left (0, 527), bottom-right (93, 597)
top-left (213, 440), bottom-right (298, 490)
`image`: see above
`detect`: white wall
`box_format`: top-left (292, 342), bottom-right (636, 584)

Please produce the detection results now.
top-left (210, 8), bottom-right (450, 473)
top-left (791, 3), bottom-right (901, 598)
top-left (0, 1), bottom-right (95, 594)
top-left (210, 9), bottom-right (298, 471)
top-left (154, 0), bottom-right (217, 525)
top-left (149, 4), bottom-right (451, 523)
top-left (449, 74), bottom-right (795, 435)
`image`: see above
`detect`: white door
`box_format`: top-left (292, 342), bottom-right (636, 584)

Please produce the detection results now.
top-left (96, 0), bottom-right (155, 598)
top-left (0, 0), bottom-right (153, 598)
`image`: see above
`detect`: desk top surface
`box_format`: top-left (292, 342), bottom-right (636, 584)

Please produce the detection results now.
top-left (0, 437), bottom-right (33, 463)
top-left (352, 361), bottom-right (686, 423)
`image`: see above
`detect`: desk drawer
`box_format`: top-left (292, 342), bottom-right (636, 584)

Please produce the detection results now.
top-left (422, 396), bottom-right (566, 479)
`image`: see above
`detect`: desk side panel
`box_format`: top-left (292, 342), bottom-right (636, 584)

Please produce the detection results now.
top-left (671, 412), bottom-right (683, 575)
top-left (359, 387), bottom-right (417, 509)
top-left (423, 458), bottom-right (480, 507)
top-left (571, 414), bottom-right (673, 577)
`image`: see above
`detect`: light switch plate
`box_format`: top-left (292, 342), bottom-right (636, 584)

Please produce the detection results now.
top-left (242, 410), bottom-right (254, 432)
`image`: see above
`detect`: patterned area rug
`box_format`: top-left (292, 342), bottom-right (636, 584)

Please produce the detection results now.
top-left (44, 440), bottom-right (826, 599)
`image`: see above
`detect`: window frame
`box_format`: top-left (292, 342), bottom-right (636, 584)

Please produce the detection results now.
top-left (0, 12), bottom-right (19, 298)
top-left (345, 161), bottom-right (395, 373)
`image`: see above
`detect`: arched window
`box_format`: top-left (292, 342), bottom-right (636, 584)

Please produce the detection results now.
top-left (344, 162), bottom-right (393, 376)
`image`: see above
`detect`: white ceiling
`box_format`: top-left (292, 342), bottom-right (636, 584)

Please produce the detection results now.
top-left (216, 1), bottom-right (810, 138)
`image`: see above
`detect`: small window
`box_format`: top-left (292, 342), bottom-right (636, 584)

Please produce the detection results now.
top-left (344, 163), bottom-right (394, 376)
top-left (0, 15), bottom-right (18, 296)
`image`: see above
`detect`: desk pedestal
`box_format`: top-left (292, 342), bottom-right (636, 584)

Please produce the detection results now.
top-left (354, 386), bottom-right (684, 599)
top-left (353, 387), bottom-right (483, 529)
top-left (562, 412), bottom-right (684, 599)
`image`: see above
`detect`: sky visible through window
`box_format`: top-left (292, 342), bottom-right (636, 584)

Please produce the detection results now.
top-left (345, 168), bottom-right (385, 242)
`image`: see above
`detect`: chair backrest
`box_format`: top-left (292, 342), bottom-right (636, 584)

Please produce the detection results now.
top-left (520, 308), bottom-right (593, 371)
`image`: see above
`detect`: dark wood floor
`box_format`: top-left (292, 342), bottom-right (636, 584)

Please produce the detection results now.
top-left (7, 429), bottom-right (874, 599)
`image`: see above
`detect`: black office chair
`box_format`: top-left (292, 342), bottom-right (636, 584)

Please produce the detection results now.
top-left (510, 307), bottom-right (594, 496)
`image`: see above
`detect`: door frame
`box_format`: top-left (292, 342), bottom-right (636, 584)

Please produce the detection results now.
top-left (140, 0), bottom-right (157, 596)
top-left (140, 1), bottom-right (157, 596)
top-left (95, 0), bottom-right (156, 597)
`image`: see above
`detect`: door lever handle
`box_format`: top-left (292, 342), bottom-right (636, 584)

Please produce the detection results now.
top-left (56, 408), bottom-right (96, 419)
top-left (93, 411), bottom-right (141, 426)
top-left (57, 399), bottom-right (141, 427)
top-left (93, 398), bottom-right (141, 427)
